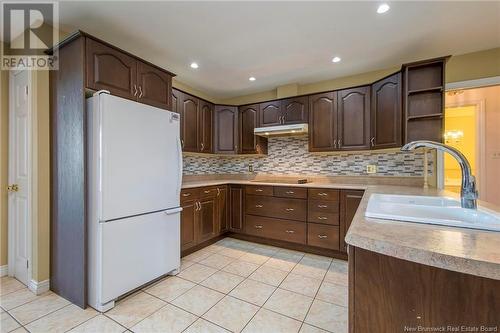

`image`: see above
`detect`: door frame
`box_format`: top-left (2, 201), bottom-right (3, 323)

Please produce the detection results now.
top-left (437, 98), bottom-right (486, 197)
top-left (8, 69), bottom-right (38, 288)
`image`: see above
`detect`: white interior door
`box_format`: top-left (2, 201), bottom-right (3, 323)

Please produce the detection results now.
top-left (8, 70), bottom-right (31, 285)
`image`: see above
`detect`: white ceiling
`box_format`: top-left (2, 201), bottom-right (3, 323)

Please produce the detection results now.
top-left (56, 1), bottom-right (500, 99)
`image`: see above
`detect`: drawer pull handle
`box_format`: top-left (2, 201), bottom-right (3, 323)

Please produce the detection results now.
top-left (318, 192), bottom-right (328, 196)
top-left (317, 217), bottom-right (328, 220)
top-left (318, 205), bottom-right (328, 208)
top-left (182, 193), bottom-right (191, 197)
top-left (285, 230), bottom-right (295, 234)
top-left (255, 204), bottom-right (263, 208)
top-left (255, 225), bottom-right (263, 229)
top-left (285, 208), bottom-right (295, 211)
top-left (204, 190), bottom-right (211, 194)
top-left (285, 191), bottom-right (295, 194)
top-left (255, 189), bottom-right (264, 192)
top-left (318, 235), bottom-right (328, 239)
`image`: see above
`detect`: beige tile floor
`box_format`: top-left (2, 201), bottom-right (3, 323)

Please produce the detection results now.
top-left (0, 237), bottom-right (348, 333)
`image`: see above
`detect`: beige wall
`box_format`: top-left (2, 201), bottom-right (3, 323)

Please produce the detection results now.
top-left (0, 67), bottom-right (8, 268)
top-left (446, 48), bottom-right (500, 84)
top-left (446, 86), bottom-right (500, 206)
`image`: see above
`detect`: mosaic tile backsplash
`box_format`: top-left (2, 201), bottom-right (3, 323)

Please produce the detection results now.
top-left (183, 137), bottom-right (432, 176)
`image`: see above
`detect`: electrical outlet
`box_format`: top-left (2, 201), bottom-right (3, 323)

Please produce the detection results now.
top-left (366, 165), bottom-right (377, 174)
top-left (248, 163), bottom-right (254, 172)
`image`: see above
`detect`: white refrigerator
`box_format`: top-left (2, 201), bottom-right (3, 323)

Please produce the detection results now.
top-left (87, 91), bottom-right (182, 311)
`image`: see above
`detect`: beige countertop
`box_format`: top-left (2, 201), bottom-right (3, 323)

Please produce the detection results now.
top-left (181, 175), bottom-right (500, 280)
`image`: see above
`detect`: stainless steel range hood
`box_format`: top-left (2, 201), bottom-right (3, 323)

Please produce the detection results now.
top-left (254, 123), bottom-right (308, 137)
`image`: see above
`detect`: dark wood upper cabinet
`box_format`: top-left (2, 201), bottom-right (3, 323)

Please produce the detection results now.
top-left (371, 73), bottom-right (402, 149)
top-left (137, 62), bottom-right (172, 110)
top-left (180, 93), bottom-right (199, 152)
top-left (199, 100), bottom-right (214, 153)
top-left (198, 197), bottom-right (217, 243)
top-left (281, 96), bottom-right (309, 124)
top-left (337, 86), bottom-right (371, 150)
top-left (171, 88), bottom-right (181, 114)
top-left (214, 105), bottom-right (239, 154)
top-left (259, 101), bottom-right (282, 127)
top-left (86, 38), bottom-right (137, 100)
top-left (309, 92), bottom-right (336, 152)
top-left (239, 104), bottom-right (268, 154)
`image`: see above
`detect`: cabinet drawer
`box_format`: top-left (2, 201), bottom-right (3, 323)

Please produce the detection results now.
top-left (307, 212), bottom-right (339, 225)
top-left (307, 224), bottom-right (339, 250)
top-left (245, 185), bottom-right (274, 196)
top-left (308, 200), bottom-right (339, 214)
top-left (199, 186), bottom-right (218, 198)
top-left (274, 187), bottom-right (307, 199)
top-left (181, 188), bottom-right (199, 202)
top-left (246, 215), bottom-right (306, 244)
top-left (246, 195), bottom-right (307, 221)
top-left (308, 189), bottom-right (340, 201)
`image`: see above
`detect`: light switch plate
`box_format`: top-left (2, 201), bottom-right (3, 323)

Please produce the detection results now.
top-left (367, 165), bottom-right (377, 174)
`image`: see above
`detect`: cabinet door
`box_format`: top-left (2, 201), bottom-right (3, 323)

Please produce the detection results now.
top-left (86, 38), bottom-right (137, 100)
top-left (340, 190), bottom-right (364, 253)
top-left (199, 100), bottom-right (214, 153)
top-left (181, 200), bottom-right (198, 251)
top-left (229, 185), bottom-right (244, 232)
top-left (217, 186), bottom-right (228, 233)
top-left (171, 88), bottom-right (181, 114)
top-left (309, 92), bottom-right (337, 152)
top-left (239, 104), bottom-right (268, 154)
top-left (214, 106), bottom-right (238, 154)
top-left (337, 86), bottom-right (371, 150)
top-left (180, 93), bottom-right (199, 152)
top-left (371, 73), bottom-right (402, 149)
top-left (198, 198), bottom-right (217, 243)
top-left (259, 101), bottom-right (282, 127)
top-left (137, 62), bottom-right (172, 110)
top-left (281, 96), bottom-right (309, 124)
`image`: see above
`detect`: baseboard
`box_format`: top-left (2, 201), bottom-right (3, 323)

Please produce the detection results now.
top-left (0, 265), bottom-right (8, 277)
top-left (28, 279), bottom-right (50, 295)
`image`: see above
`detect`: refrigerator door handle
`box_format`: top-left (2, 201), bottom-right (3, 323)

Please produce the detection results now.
top-left (164, 207), bottom-right (183, 215)
top-left (176, 137), bottom-right (183, 194)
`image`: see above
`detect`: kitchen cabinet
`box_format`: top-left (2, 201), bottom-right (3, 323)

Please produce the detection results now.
top-left (86, 37), bottom-right (173, 109)
top-left (171, 88), bottom-right (181, 114)
top-left (217, 186), bottom-right (229, 233)
top-left (199, 100), bottom-right (214, 153)
top-left (259, 101), bottom-right (282, 127)
top-left (137, 62), bottom-right (172, 110)
top-left (229, 185), bottom-right (244, 232)
top-left (281, 96), bottom-right (309, 124)
top-left (339, 190), bottom-right (364, 253)
top-left (337, 86), bottom-right (371, 150)
top-left (180, 92), bottom-right (199, 152)
top-left (181, 199), bottom-right (198, 251)
top-left (214, 105), bottom-right (239, 154)
top-left (309, 92), bottom-right (337, 152)
top-left (245, 215), bottom-right (306, 244)
top-left (198, 197), bottom-right (217, 243)
top-left (239, 104), bottom-right (268, 154)
top-left (371, 73), bottom-right (402, 149)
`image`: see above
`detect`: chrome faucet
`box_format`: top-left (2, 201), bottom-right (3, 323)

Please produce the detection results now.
top-left (401, 140), bottom-right (478, 209)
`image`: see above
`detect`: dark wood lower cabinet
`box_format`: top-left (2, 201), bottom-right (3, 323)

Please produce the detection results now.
top-left (229, 185), bottom-right (244, 232)
top-left (198, 197), bottom-right (217, 243)
top-left (340, 190), bottom-right (363, 253)
top-left (349, 247), bottom-right (500, 333)
top-left (217, 186), bottom-right (228, 233)
top-left (180, 200), bottom-right (197, 251)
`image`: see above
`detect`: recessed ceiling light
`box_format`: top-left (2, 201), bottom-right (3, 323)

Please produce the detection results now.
top-left (377, 3), bottom-right (390, 14)
top-left (249, 76), bottom-right (256, 81)
top-left (190, 62), bottom-right (199, 69)
top-left (332, 56), bottom-right (341, 63)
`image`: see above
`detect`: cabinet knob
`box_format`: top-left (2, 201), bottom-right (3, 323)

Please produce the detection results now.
top-left (318, 235), bottom-right (328, 239)
top-left (254, 225), bottom-right (263, 229)
top-left (285, 230), bottom-right (295, 234)
top-left (138, 85), bottom-right (143, 98)
top-left (285, 208), bottom-right (295, 211)
top-left (181, 139), bottom-right (185, 148)
top-left (201, 142), bottom-right (205, 151)
top-left (318, 192), bottom-right (328, 196)
top-left (318, 204), bottom-right (328, 208)
top-left (333, 139), bottom-right (337, 149)
top-left (133, 84), bottom-right (138, 97)
top-left (217, 188), bottom-right (221, 196)
top-left (204, 190), bottom-right (211, 194)
top-left (285, 191), bottom-right (295, 194)
top-left (255, 189), bottom-right (264, 192)
top-left (370, 137), bottom-right (375, 147)
top-left (338, 139), bottom-right (342, 147)
top-left (182, 193), bottom-right (191, 197)
top-left (255, 204), bottom-right (263, 208)
top-left (317, 216), bottom-right (328, 220)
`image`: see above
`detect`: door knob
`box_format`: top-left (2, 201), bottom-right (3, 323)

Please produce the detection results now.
top-left (7, 184), bottom-right (19, 192)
